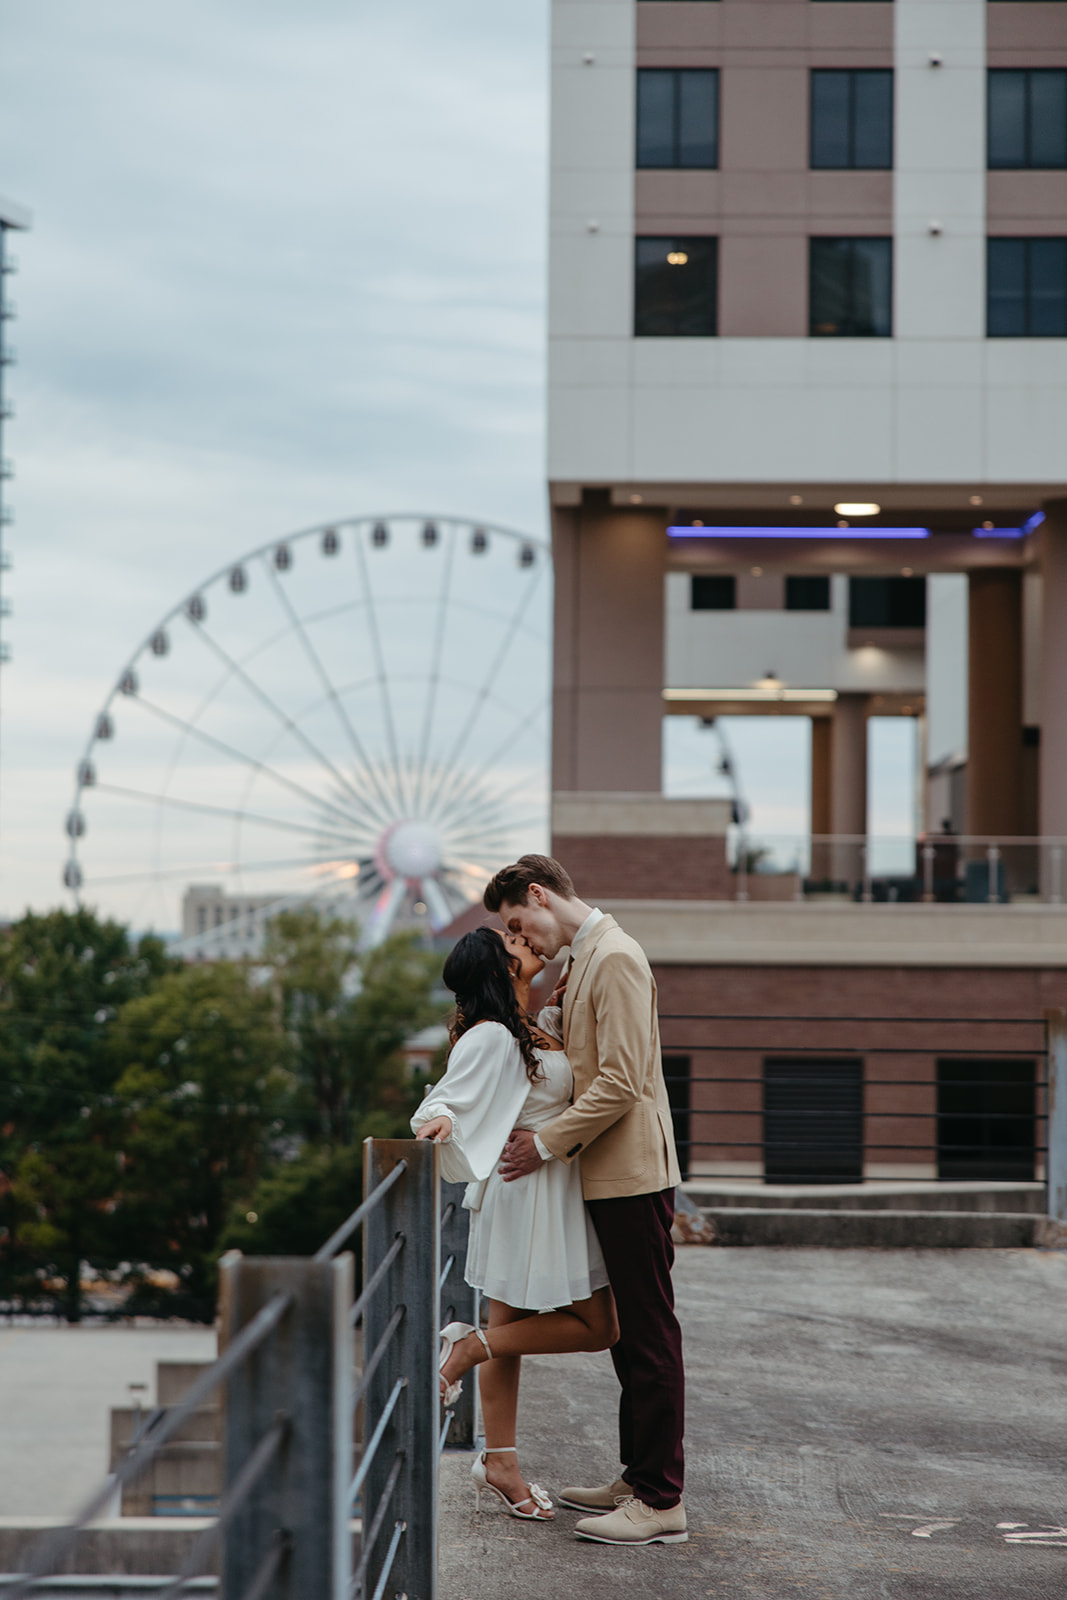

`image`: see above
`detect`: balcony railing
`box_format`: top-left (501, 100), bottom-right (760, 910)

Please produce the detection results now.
top-left (728, 833), bottom-right (1067, 905)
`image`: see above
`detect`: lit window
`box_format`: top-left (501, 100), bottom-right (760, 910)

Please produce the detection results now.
top-left (635, 237), bottom-right (718, 337)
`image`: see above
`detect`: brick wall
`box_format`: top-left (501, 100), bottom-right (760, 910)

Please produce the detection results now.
top-left (655, 965), bottom-right (1062, 1179)
top-left (551, 833), bottom-right (732, 902)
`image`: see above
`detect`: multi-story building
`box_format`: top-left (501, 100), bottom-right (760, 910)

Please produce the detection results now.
top-left (546, 1), bottom-right (1067, 1186)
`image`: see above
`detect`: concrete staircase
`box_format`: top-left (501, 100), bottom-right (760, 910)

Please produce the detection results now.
top-left (681, 1180), bottom-right (1060, 1247)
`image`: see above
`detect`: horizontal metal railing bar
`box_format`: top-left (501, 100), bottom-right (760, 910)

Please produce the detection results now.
top-left (4, 1290), bottom-right (294, 1600)
top-left (315, 1160), bottom-right (407, 1263)
top-left (660, 1014), bottom-right (1048, 1026)
top-left (157, 1416), bottom-right (289, 1600)
top-left (352, 1305), bottom-right (405, 1415)
top-left (234, 1532), bottom-right (290, 1600)
top-left (438, 1409), bottom-right (455, 1454)
top-left (350, 1378), bottom-right (406, 1508)
top-left (351, 1451), bottom-right (404, 1598)
top-left (350, 1234), bottom-right (405, 1329)
top-left (666, 1076), bottom-right (1048, 1087)
top-left (438, 1254), bottom-right (455, 1291)
top-left (369, 1522), bottom-right (405, 1600)
top-left (662, 1044), bottom-right (1046, 1056)
top-left (676, 1139), bottom-right (1048, 1152)
top-left (674, 1109), bottom-right (1048, 1120)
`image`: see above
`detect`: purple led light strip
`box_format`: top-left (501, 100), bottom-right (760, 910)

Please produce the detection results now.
top-left (667, 526), bottom-right (930, 540)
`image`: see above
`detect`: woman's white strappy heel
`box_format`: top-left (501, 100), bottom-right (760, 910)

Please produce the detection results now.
top-left (438, 1322), bottom-right (491, 1405)
top-left (472, 1446), bottom-right (554, 1521)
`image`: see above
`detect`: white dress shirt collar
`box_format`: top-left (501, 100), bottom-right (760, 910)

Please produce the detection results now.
top-left (569, 906), bottom-right (604, 956)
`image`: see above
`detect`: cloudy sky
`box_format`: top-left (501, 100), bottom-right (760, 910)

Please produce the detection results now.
top-left (0, 0), bottom-right (551, 922)
top-left (0, 1), bottom-right (915, 926)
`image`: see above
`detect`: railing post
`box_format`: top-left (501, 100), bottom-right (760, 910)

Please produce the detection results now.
top-left (362, 1138), bottom-right (439, 1600)
top-left (1046, 1011), bottom-right (1067, 1223)
top-left (219, 1249), bottom-right (354, 1600)
top-left (439, 1182), bottom-right (479, 1449)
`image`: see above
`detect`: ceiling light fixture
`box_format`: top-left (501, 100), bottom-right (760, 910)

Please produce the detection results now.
top-left (834, 502), bottom-right (880, 516)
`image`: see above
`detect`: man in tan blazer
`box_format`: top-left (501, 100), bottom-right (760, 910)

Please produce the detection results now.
top-left (487, 853), bottom-right (686, 1546)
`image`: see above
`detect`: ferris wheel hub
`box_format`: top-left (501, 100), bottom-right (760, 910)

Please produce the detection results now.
top-left (377, 819), bottom-right (443, 882)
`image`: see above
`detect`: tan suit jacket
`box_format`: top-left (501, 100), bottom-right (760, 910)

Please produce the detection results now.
top-left (536, 914), bottom-right (681, 1200)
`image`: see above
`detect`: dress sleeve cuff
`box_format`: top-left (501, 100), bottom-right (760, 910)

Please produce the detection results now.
top-left (532, 1132), bottom-right (553, 1162)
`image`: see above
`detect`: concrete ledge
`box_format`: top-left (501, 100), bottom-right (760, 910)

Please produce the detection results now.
top-left (702, 1208), bottom-right (1043, 1248)
top-left (683, 1181), bottom-right (1047, 1213)
top-left (0, 1525), bottom-right (215, 1579)
top-left (602, 898), bottom-right (1067, 966)
top-left (0, 1580), bottom-right (215, 1597)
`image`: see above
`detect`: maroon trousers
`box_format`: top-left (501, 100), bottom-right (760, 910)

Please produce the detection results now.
top-left (586, 1188), bottom-right (685, 1510)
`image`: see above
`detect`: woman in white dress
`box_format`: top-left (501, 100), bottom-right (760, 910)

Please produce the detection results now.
top-left (412, 925), bottom-right (618, 1523)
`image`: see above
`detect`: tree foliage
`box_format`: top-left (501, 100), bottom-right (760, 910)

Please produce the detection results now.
top-left (0, 905), bottom-right (444, 1319)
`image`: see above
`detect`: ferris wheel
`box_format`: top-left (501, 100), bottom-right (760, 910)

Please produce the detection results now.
top-left (63, 513), bottom-right (551, 949)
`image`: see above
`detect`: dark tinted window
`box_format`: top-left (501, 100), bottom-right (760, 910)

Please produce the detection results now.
top-left (810, 238), bottom-right (892, 336)
top-left (786, 575), bottom-right (831, 611)
top-left (988, 238), bottom-right (1067, 336)
top-left (989, 70), bottom-right (1067, 168)
top-left (811, 71), bottom-right (893, 169)
top-left (849, 576), bottom-right (926, 628)
top-left (635, 237), bottom-right (718, 336)
top-left (637, 70), bottom-right (719, 168)
top-left (691, 575), bottom-right (736, 610)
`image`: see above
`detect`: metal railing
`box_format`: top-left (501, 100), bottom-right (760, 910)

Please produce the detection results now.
top-left (661, 1011), bottom-right (1059, 1197)
top-left (3, 1137), bottom-right (459, 1600)
top-left (729, 832), bottom-right (1067, 905)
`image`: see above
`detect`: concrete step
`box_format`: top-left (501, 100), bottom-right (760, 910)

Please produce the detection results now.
top-left (0, 1579), bottom-right (216, 1597)
top-left (683, 1181), bottom-right (1046, 1213)
top-left (701, 1207), bottom-right (1046, 1248)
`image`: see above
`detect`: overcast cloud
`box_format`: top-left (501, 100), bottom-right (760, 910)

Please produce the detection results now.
top-left (0, 0), bottom-right (548, 919)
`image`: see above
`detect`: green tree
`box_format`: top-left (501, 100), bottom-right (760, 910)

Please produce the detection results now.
top-left (0, 909), bottom-right (175, 1318)
top-left (107, 961), bottom-right (290, 1305)
top-left (262, 910), bottom-right (442, 1147)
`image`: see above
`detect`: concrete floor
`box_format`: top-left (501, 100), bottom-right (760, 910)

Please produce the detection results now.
top-left (0, 1324), bottom-right (216, 1520)
top-left (439, 1247), bottom-right (1067, 1600)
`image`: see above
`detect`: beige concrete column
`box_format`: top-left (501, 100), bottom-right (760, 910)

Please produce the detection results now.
top-left (809, 715), bottom-right (833, 880)
top-left (551, 492), bottom-right (666, 793)
top-left (966, 569), bottom-right (1023, 839)
top-left (830, 694), bottom-right (868, 884)
top-left (1039, 503), bottom-right (1067, 850)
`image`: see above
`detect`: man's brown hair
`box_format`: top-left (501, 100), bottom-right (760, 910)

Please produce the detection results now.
top-left (483, 853), bottom-right (576, 912)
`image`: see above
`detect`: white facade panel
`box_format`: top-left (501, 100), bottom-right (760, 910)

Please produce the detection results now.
top-left (665, 573), bottom-right (925, 695)
top-left (894, 384), bottom-right (984, 482)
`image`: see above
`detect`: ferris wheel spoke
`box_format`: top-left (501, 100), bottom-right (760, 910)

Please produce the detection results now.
top-left (424, 561), bottom-right (546, 813)
top-left (79, 853), bottom-right (361, 888)
top-left (411, 522), bottom-right (458, 814)
top-left (93, 782), bottom-right (359, 841)
top-left (427, 702), bottom-right (549, 827)
top-left (262, 557), bottom-right (400, 822)
top-left (351, 532), bottom-right (408, 815)
top-left (191, 606), bottom-right (397, 835)
top-left (131, 691), bottom-right (364, 835)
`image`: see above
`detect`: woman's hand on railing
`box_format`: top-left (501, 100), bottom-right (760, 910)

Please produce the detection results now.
top-left (416, 1115), bottom-right (453, 1144)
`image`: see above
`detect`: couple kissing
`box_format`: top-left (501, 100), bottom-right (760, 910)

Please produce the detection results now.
top-left (412, 853), bottom-right (686, 1546)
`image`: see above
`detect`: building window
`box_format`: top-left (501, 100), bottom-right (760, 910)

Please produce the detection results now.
top-left (637, 69), bottom-right (719, 169)
top-left (635, 237), bottom-right (718, 336)
top-left (691, 574), bottom-right (735, 610)
top-left (849, 576), bottom-right (926, 628)
top-left (763, 1058), bottom-right (863, 1184)
top-left (810, 70), bottom-right (893, 169)
top-left (663, 1056), bottom-right (691, 1181)
top-left (988, 70), bottom-right (1067, 169)
top-left (809, 238), bottom-right (892, 336)
top-left (937, 1060), bottom-right (1035, 1182)
top-left (988, 238), bottom-right (1067, 337)
top-left (785, 575), bottom-right (831, 611)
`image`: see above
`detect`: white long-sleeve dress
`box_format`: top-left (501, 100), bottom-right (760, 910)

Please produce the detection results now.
top-left (410, 1019), bottom-right (609, 1312)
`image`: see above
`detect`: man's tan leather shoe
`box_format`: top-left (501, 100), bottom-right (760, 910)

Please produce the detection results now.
top-left (556, 1476), bottom-right (630, 1512)
top-left (574, 1495), bottom-right (688, 1544)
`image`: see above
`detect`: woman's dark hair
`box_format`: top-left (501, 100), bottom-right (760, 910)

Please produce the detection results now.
top-left (442, 926), bottom-right (541, 1082)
